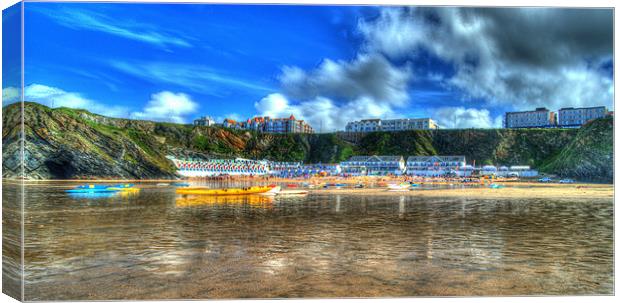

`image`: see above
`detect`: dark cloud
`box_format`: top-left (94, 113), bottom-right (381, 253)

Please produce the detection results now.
top-left (476, 8), bottom-right (613, 68)
top-left (279, 54), bottom-right (411, 106)
top-left (360, 7), bottom-right (614, 110)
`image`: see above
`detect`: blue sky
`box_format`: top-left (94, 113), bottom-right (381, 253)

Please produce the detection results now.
top-left (2, 3), bottom-right (614, 130)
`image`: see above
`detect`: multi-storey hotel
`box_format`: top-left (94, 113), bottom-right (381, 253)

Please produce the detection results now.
top-left (345, 118), bottom-right (438, 132)
top-left (504, 107), bottom-right (557, 128)
top-left (505, 106), bottom-right (609, 128)
top-left (558, 106), bottom-right (608, 127)
top-left (223, 115), bottom-right (314, 134)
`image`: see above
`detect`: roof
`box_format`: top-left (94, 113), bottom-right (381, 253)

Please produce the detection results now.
top-left (346, 155), bottom-right (403, 162)
top-left (558, 106), bottom-right (607, 111)
top-left (407, 155), bottom-right (466, 162)
top-left (382, 118), bottom-right (432, 122)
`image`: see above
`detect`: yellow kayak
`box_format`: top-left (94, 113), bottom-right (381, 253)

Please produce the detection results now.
top-left (176, 185), bottom-right (273, 195)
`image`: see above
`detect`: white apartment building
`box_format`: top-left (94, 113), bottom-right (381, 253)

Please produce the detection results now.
top-left (345, 118), bottom-right (438, 132)
top-left (504, 108), bottom-right (556, 128)
top-left (193, 116), bottom-right (216, 126)
top-left (558, 106), bottom-right (608, 127)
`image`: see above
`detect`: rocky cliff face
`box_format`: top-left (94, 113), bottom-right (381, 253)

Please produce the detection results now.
top-left (539, 117), bottom-right (613, 182)
top-left (1, 103), bottom-right (355, 179)
top-left (1, 102), bottom-right (614, 182)
top-left (3, 103), bottom-right (178, 179)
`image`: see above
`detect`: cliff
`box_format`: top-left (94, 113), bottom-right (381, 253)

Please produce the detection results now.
top-left (1, 102), bottom-right (613, 182)
top-left (538, 116), bottom-right (613, 182)
top-left (1, 102), bottom-right (353, 179)
top-left (349, 127), bottom-right (579, 168)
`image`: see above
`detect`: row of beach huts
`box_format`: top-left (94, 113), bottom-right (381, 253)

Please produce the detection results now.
top-left (168, 155), bottom-right (538, 178)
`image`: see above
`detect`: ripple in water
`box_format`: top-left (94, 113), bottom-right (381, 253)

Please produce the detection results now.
top-left (7, 182), bottom-right (613, 300)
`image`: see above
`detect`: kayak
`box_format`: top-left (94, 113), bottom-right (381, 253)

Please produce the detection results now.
top-left (172, 183), bottom-right (190, 187)
top-left (67, 192), bottom-right (118, 198)
top-left (67, 184), bottom-right (118, 193)
top-left (107, 183), bottom-right (139, 192)
top-left (66, 188), bottom-right (119, 193)
top-left (176, 185), bottom-right (274, 195)
top-left (324, 183), bottom-right (346, 189)
top-left (278, 189), bottom-right (309, 195)
top-left (66, 183), bottom-right (137, 193)
top-left (259, 186), bottom-right (282, 196)
top-left (387, 183), bottom-right (410, 190)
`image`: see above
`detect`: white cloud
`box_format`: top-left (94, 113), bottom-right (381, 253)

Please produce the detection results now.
top-left (433, 107), bottom-right (502, 129)
top-left (22, 84), bottom-right (129, 118)
top-left (33, 7), bottom-right (192, 49)
top-left (131, 91), bottom-right (199, 123)
top-left (2, 87), bottom-right (20, 105)
top-left (20, 84), bottom-right (198, 124)
top-left (254, 54), bottom-right (412, 132)
top-left (110, 60), bottom-right (272, 95)
top-left (358, 8), bottom-right (428, 59)
top-left (359, 7), bottom-right (614, 111)
top-left (255, 8), bottom-right (613, 131)
top-left (255, 93), bottom-right (395, 132)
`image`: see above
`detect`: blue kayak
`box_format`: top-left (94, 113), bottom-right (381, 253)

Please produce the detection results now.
top-left (75, 184), bottom-right (110, 189)
top-left (66, 184), bottom-right (130, 193)
top-left (68, 192), bottom-right (118, 198)
top-left (66, 188), bottom-right (119, 193)
top-left (172, 183), bottom-right (190, 187)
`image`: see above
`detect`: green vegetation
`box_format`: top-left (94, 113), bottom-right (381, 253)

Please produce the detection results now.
top-left (351, 127), bottom-right (578, 168)
top-left (539, 116), bottom-right (613, 182)
top-left (2, 102), bottom-right (613, 182)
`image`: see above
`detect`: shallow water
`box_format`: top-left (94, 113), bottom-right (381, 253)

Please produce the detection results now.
top-left (6, 181), bottom-right (614, 299)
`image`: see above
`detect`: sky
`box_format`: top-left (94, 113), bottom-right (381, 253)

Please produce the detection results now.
top-left (2, 3), bottom-right (614, 131)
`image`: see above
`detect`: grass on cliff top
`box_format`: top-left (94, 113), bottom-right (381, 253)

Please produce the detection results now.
top-left (26, 102), bottom-right (175, 172)
top-left (539, 116), bottom-right (613, 177)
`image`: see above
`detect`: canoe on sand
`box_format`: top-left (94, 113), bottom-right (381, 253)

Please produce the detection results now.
top-left (278, 189), bottom-right (309, 195)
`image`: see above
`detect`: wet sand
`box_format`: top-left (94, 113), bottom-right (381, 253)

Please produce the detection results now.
top-left (6, 180), bottom-right (614, 299)
top-left (312, 183), bottom-right (614, 200)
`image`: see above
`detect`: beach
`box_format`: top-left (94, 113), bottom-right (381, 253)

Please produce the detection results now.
top-left (312, 183), bottom-right (613, 200)
top-left (11, 175), bottom-right (614, 201)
